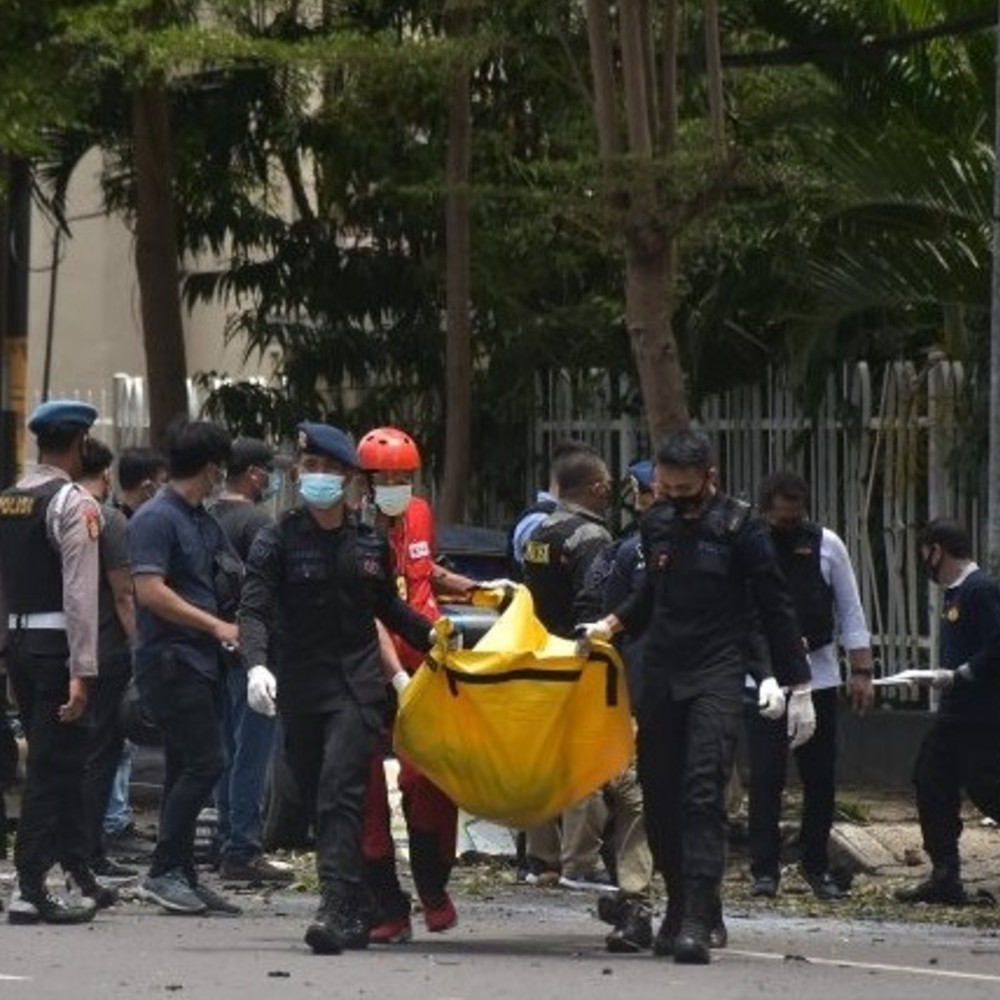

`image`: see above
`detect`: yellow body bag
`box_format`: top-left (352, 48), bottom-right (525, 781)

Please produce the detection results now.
top-left (393, 585), bottom-right (634, 828)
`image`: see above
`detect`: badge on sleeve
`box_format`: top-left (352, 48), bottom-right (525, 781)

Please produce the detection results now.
top-left (84, 507), bottom-right (101, 541)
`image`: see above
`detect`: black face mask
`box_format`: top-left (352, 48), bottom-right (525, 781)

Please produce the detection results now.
top-left (922, 554), bottom-right (941, 584)
top-left (770, 524), bottom-right (802, 546)
top-left (666, 492), bottom-right (705, 518)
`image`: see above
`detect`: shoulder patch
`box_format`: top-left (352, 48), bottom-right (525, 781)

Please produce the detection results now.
top-left (85, 507), bottom-right (101, 540)
top-left (524, 540), bottom-right (550, 564)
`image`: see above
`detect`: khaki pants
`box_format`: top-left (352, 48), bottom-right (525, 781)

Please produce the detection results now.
top-left (524, 790), bottom-right (607, 876)
top-left (605, 762), bottom-right (652, 897)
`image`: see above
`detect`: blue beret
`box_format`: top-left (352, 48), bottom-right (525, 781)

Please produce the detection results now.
top-left (296, 422), bottom-right (358, 468)
top-left (27, 399), bottom-right (98, 434)
top-left (627, 459), bottom-right (654, 491)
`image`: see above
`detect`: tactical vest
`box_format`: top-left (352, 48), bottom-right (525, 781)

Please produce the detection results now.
top-left (0, 480), bottom-right (65, 614)
top-left (771, 521), bottom-right (834, 651)
top-left (507, 497), bottom-right (558, 581)
top-left (521, 508), bottom-right (598, 638)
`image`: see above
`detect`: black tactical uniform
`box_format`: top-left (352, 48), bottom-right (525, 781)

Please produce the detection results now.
top-left (240, 506), bottom-right (433, 940)
top-left (611, 493), bottom-right (809, 958)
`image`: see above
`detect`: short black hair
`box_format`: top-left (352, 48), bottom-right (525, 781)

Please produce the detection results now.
top-left (918, 518), bottom-right (973, 560)
top-left (118, 447), bottom-right (168, 491)
top-left (557, 449), bottom-right (608, 499)
top-left (80, 437), bottom-right (114, 479)
top-left (758, 471), bottom-right (810, 511)
top-left (35, 422), bottom-right (87, 454)
top-left (549, 439), bottom-right (598, 481)
top-left (228, 437), bottom-right (274, 479)
top-left (656, 429), bottom-right (713, 470)
top-left (166, 419), bottom-right (232, 479)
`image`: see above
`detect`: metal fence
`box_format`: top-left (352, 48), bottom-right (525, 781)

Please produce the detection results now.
top-left (534, 360), bottom-right (978, 679)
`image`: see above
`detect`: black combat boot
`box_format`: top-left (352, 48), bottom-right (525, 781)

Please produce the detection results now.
top-left (341, 882), bottom-right (375, 950)
top-left (605, 894), bottom-right (653, 954)
top-left (895, 857), bottom-right (967, 906)
top-left (305, 885), bottom-right (346, 955)
top-left (672, 878), bottom-right (715, 965)
top-left (709, 892), bottom-right (728, 949)
top-left (652, 895), bottom-right (683, 957)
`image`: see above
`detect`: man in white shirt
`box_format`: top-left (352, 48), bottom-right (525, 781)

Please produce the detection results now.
top-left (746, 472), bottom-right (874, 901)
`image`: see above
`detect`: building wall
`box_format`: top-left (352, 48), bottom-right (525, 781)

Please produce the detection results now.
top-left (26, 148), bottom-right (271, 409)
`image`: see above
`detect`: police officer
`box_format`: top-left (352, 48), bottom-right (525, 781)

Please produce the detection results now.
top-left (0, 400), bottom-right (114, 924)
top-left (895, 519), bottom-right (1000, 905)
top-left (580, 430), bottom-right (815, 965)
top-left (240, 422), bottom-right (446, 955)
top-left (522, 444), bottom-right (616, 891)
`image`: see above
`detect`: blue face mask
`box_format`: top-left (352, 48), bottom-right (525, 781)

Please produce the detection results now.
top-left (260, 470), bottom-right (283, 503)
top-left (299, 472), bottom-right (345, 510)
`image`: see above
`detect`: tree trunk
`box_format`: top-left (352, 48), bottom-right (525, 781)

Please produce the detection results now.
top-left (704, 0), bottom-right (726, 151)
top-left (437, 7), bottom-right (472, 524)
top-left (618, 0), bottom-right (690, 441)
top-left (132, 81), bottom-right (189, 447)
top-left (659, 0), bottom-right (679, 152)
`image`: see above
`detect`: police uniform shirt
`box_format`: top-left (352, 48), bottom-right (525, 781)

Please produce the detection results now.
top-left (0, 465), bottom-right (101, 679)
top-left (612, 493), bottom-right (810, 700)
top-left (239, 508), bottom-right (433, 714)
top-left (938, 563), bottom-right (1000, 723)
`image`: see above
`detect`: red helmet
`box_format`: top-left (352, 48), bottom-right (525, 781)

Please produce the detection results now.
top-left (357, 426), bottom-right (421, 471)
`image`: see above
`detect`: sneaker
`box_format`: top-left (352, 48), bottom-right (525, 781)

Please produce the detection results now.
top-left (558, 870), bottom-right (617, 893)
top-left (191, 882), bottom-right (242, 916)
top-left (8, 888), bottom-right (96, 925)
top-left (141, 870), bottom-right (207, 914)
top-left (369, 914), bottom-right (413, 944)
top-left (801, 868), bottom-right (845, 902)
top-left (895, 877), bottom-right (968, 906)
top-left (91, 857), bottom-right (140, 882)
top-left (65, 867), bottom-right (119, 909)
top-left (750, 874), bottom-right (778, 898)
top-left (219, 853), bottom-right (295, 884)
top-left (422, 893), bottom-right (457, 933)
top-left (521, 856), bottom-right (561, 887)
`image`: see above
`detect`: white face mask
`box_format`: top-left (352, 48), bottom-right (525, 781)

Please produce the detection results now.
top-left (374, 483), bottom-right (413, 517)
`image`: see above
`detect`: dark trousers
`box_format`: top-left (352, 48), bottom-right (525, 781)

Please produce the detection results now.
top-left (746, 685), bottom-right (839, 879)
top-left (81, 653), bottom-right (131, 864)
top-left (7, 637), bottom-right (90, 890)
top-left (137, 656), bottom-right (224, 880)
top-left (914, 718), bottom-right (1000, 869)
top-left (283, 701), bottom-right (379, 889)
top-left (637, 688), bottom-right (742, 899)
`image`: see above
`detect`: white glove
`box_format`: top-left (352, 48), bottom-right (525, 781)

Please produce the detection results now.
top-left (247, 665), bottom-right (277, 717)
top-left (787, 686), bottom-right (816, 749)
top-left (391, 671), bottom-right (410, 693)
top-left (574, 619), bottom-right (613, 656)
top-left (757, 677), bottom-right (786, 720)
top-left (476, 578), bottom-right (517, 591)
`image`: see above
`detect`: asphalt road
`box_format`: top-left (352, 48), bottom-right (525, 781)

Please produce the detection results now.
top-left (2, 885), bottom-right (999, 1000)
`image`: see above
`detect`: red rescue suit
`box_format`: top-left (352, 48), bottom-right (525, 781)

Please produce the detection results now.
top-left (362, 497), bottom-right (457, 906)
